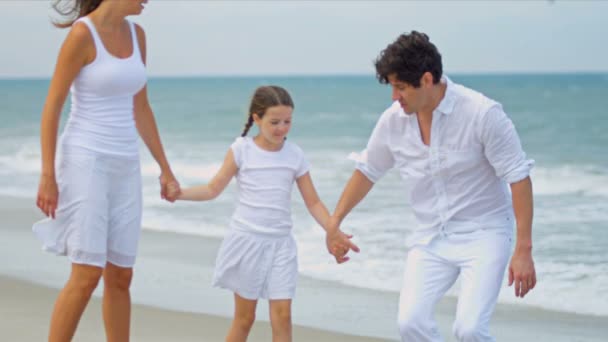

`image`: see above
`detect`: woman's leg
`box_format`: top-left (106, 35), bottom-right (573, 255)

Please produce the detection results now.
top-left (269, 299), bottom-right (292, 342)
top-left (49, 263), bottom-right (103, 342)
top-left (226, 293), bottom-right (258, 342)
top-left (102, 262), bottom-right (133, 342)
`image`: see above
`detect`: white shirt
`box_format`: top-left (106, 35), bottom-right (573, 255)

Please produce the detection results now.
top-left (230, 137), bottom-right (310, 236)
top-left (354, 76), bottom-right (534, 247)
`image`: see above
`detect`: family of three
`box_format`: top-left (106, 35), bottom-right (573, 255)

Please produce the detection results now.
top-left (33, 1), bottom-right (536, 341)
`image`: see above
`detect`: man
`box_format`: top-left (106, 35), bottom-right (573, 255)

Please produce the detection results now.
top-left (325, 31), bottom-right (536, 341)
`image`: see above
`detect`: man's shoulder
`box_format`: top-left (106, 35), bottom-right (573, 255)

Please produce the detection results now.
top-left (451, 81), bottom-right (501, 118)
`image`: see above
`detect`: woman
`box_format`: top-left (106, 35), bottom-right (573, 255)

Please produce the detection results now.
top-left (33, 0), bottom-right (179, 340)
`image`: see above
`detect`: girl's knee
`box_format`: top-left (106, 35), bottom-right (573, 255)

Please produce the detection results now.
top-left (234, 312), bottom-right (256, 331)
top-left (270, 302), bottom-right (292, 331)
top-left (271, 309), bottom-right (291, 326)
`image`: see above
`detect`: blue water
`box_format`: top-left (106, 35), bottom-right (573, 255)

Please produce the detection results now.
top-left (1, 74), bottom-right (607, 316)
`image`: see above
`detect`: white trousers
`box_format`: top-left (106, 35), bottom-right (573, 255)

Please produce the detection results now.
top-left (398, 230), bottom-right (512, 342)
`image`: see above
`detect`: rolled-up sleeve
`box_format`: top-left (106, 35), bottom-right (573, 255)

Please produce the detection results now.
top-left (354, 113), bottom-right (395, 183)
top-left (481, 105), bottom-right (534, 183)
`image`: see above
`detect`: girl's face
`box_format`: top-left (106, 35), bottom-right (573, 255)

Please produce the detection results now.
top-left (253, 105), bottom-right (293, 148)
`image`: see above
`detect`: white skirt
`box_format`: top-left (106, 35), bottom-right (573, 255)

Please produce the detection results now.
top-left (212, 229), bottom-right (298, 300)
top-left (32, 146), bottom-right (142, 268)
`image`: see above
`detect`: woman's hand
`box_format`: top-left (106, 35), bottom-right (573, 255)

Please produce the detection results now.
top-left (37, 174), bottom-right (59, 218)
top-left (159, 171), bottom-right (180, 202)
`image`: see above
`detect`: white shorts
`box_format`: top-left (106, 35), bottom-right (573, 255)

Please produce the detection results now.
top-left (33, 146), bottom-right (142, 268)
top-left (212, 229), bottom-right (298, 300)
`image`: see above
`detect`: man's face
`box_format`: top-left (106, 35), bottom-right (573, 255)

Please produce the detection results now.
top-left (388, 73), bottom-right (426, 115)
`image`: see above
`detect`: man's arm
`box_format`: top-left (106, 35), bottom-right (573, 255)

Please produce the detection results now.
top-left (328, 108), bottom-right (395, 262)
top-left (326, 170), bottom-right (373, 263)
top-left (508, 176), bottom-right (536, 298)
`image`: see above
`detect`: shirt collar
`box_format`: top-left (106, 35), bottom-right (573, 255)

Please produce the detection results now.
top-left (434, 75), bottom-right (456, 116)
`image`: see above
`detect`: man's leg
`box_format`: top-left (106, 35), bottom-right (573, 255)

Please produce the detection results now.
top-left (452, 232), bottom-right (512, 342)
top-left (398, 247), bottom-right (459, 342)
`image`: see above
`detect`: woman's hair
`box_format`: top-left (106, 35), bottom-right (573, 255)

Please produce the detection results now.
top-left (51, 0), bottom-right (103, 28)
top-left (374, 31), bottom-right (443, 87)
top-left (241, 86), bottom-right (294, 137)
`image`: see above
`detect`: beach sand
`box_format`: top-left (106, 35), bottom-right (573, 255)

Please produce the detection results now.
top-left (0, 275), bottom-right (395, 342)
top-left (1, 195), bottom-right (606, 341)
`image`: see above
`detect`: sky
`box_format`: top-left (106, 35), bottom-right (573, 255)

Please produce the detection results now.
top-left (0, 0), bottom-right (607, 78)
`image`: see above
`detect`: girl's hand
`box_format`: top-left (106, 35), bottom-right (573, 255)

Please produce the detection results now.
top-left (166, 180), bottom-right (181, 202)
top-left (159, 171), bottom-right (180, 202)
top-left (326, 228), bottom-right (360, 264)
top-left (37, 174), bottom-right (59, 219)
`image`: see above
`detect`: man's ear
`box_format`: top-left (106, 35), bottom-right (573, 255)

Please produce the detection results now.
top-left (421, 71), bottom-right (434, 88)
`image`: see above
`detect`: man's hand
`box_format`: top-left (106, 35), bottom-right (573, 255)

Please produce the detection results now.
top-left (508, 246), bottom-right (536, 298)
top-left (325, 228), bottom-right (360, 264)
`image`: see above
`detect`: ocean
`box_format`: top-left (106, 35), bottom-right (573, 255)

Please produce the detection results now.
top-left (1, 73), bottom-right (607, 317)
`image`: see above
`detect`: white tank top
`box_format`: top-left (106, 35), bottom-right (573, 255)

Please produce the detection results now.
top-left (60, 16), bottom-right (147, 158)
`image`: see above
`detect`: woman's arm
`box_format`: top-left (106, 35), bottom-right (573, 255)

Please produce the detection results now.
top-left (37, 23), bottom-right (93, 218)
top-left (132, 24), bottom-right (179, 201)
top-left (178, 149), bottom-right (238, 201)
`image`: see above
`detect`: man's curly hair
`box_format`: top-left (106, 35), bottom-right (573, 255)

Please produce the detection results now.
top-left (374, 31), bottom-right (443, 87)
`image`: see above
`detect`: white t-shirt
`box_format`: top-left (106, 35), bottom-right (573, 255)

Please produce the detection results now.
top-left (229, 137), bottom-right (310, 236)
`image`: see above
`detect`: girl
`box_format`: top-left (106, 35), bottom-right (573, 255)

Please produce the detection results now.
top-left (33, 0), bottom-right (179, 341)
top-left (176, 86), bottom-right (335, 342)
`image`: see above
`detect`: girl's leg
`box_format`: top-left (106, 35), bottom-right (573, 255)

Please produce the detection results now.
top-left (102, 262), bottom-right (134, 342)
top-left (226, 293), bottom-right (258, 342)
top-left (49, 263), bottom-right (103, 342)
top-left (269, 299), bottom-right (292, 342)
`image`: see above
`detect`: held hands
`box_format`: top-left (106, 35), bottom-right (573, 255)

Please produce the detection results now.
top-left (36, 174), bottom-right (59, 219)
top-left (159, 171), bottom-right (181, 202)
top-left (325, 216), bottom-right (360, 264)
top-left (508, 246), bottom-right (537, 298)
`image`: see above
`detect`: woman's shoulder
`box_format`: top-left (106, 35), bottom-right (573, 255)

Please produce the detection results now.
top-left (58, 20), bottom-right (96, 65)
top-left (67, 20), bottom-right (94, 45)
